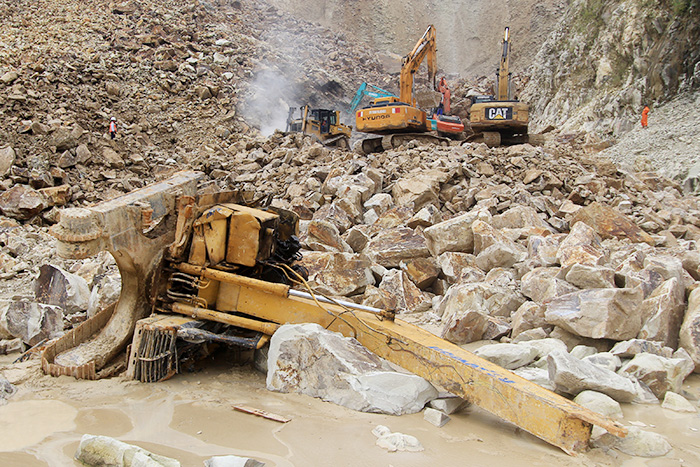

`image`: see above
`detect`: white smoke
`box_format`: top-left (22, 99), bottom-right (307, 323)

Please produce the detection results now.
top-left (241, 68), bottom-right (294, 136)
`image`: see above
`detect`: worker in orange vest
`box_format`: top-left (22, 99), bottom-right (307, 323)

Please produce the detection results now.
top-left (109, 117), bottom-right (117, 139)
top-left (437, 76), bottom-right (451, 115)
top-left (641, 105), bottom-right (649, 129)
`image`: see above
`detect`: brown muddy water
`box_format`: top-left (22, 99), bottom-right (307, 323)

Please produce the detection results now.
top-left (0, 355), bottom-right (698, 467)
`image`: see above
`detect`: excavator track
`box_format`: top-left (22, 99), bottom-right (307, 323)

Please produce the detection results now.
top-left (355, 133), bottom-right (449, 155)
top-left (322, 134), bottom-right (350, 149)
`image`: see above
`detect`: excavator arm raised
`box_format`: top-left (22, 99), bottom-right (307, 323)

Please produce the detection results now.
top-left (399, 25), bottom-right (437, 106)
top-left (497, 26), bottom-right (511, 101)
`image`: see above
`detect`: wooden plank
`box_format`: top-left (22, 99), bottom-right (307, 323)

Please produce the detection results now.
top-left (233, 405), bottom-right (291, 423)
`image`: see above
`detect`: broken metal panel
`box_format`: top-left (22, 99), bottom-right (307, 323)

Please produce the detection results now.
top-left (203, 218), bottom-right (228, 265)
top-left (188, 225), bottom-right (207, 266)
top-left (227, 211), bottom-right (260, 267)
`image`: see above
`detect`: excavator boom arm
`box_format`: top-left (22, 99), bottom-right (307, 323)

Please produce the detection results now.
top-left (497, 27), bottom-right (511, 101)
top-left (349, 82), bottom-right (396, 113)
top-left (399, 25), bottom-right (437, 105)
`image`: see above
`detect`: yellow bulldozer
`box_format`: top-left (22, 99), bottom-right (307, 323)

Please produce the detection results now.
top-left (286, 105), bottom-right (352, 149)
top-left (467, 27), bottom-right (543, 147)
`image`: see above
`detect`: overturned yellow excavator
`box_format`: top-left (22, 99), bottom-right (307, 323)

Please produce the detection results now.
top-left (43, 171), bottom-right (624, 454)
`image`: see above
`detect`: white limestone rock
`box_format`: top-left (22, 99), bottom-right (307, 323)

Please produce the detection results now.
top-left (423, 407), bottom-right (450, 427)
top-left (75, 434), bottom-right (180, 467)
top-left (205, 455), bottom-right (265, 467)
top-left (512, 367), bottom-right (555, 391)
top-left (545, 288), bottom-right (643, 340)
top-left (661, 391), bottom-right (697, 413)
top-left (547, 350), bottom-right (637, 402)
top-left (372, 425), bottom-right (423, 452)
top-left (428, 396), bottom-right (469, 414)
top-left (610, 339), bottom-right (673, 359)
top-left (618, 352), bottom-right (694, 399)
top-left (473, 343), bottom-right (539, 370)
top-left (573, 390), bottom-right (624, 419)
top-left (267, 324), bottom-right (437, 415)
top-left (583, 352), bottom-right (622, 372)
top-left (614, 427), bottom-right (671, 457)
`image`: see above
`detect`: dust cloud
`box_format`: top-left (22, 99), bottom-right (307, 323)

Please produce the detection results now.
top-left (240, 68), bottom-right (294, 136)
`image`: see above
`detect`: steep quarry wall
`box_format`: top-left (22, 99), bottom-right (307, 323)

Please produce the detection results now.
top-left (266, 0), bottom-right (567, 78)
top-left (522, 0), bottom-right (700, 135)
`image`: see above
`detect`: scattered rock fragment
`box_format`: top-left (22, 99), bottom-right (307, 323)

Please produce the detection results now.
top-left (423, 407), bottom-right (450, 427)
top-left (75, 434), bottom-right (180, 467)
top-left (205, 455), bottom-right (265, 467)
top-left (372, 425), bottom-right (423, 452)
top-left (661, 391), bottom-right (697, 413)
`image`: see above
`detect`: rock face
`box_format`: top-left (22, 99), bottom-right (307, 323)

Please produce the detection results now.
top-left (267, 324), bottom-right (437, 415)
top-left (545, 288), bottom-right (643, 340)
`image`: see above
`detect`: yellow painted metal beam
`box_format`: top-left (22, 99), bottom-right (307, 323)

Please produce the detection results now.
top-left (174, 263), bottom-right (627, 454)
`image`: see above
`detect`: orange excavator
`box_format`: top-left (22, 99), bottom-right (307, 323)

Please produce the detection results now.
top-left (428, 76), bottom-right (464, 138)
top-left (354, 25), bottom-right (463, 153)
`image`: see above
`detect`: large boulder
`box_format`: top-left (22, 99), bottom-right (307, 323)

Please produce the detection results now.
top-left (377, 269), bottom-right (431, 313)
top-left (610, 339), bottom-right (673, 359)
top-left (423, 210), bottom-right (491, 256)
top-left (435, 252), bottom-right (484, 285)
top-left (267, 324), bottom-right (437, 415)
top-left (638, 278), bottom-right (685, 348)
top-left (556, 222), bottom-right (606, 268)
top-left (547, 350), bottom-right (637, 402)
top-left (304, 220), bottom-right (352, 253)
top-left (679, 287), bottom-right (700, 372)
top-left (298, 252), bottom-right (374, 297)
top-left (0, 184), bottom-right (47, 220)
top-left (34, 264), bottom-right (90, 314)
top-left (573, 390), bottom-right (623, 419)
top-left (521, 267), bottom-right (577, 303)
top-left (564, 264), bottom-right (616, 289)
top-left (618, 352), bottom-right (694, 398)
top-left (570, 202), bottom-right (655, 245)
top-left (545, 288), bottom-right (643, 340)
top-left (0, 300), bottom-right (64, 346)
top-left (0, 146), bottom-right (15, 177)
top-left (438, 284), bottom-right (491, 344)
top-left (364, 227), bottom-right (430, 268)
top-left (473, 343), bottom-right (538, 370)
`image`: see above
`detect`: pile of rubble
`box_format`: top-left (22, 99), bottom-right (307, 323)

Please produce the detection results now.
top-left (3, 125), bottom-right (700, 453)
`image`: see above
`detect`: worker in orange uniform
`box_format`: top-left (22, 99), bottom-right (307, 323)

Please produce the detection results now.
top-left (437, 76), bottom-right (451, 115)
top-left (641, 105), bottom-right (649, 129)
top-left (109, 117), bottom-right (117, 139)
